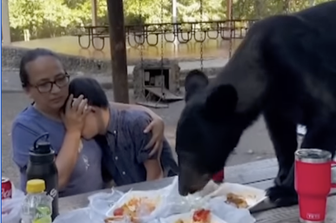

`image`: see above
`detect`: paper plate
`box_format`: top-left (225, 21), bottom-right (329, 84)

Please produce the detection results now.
top-left (205, 182), bottom-right (267, 210)
top-left (106, 189), bottom-right (167, 219)
top-left (161, 210), bottom-right (228, 223)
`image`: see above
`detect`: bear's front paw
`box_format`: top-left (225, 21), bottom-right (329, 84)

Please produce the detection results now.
top-left (266, 185), bottom-right (298, 207)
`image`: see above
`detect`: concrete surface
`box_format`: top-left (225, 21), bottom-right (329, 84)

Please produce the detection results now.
top-left (1, 89), bottom-right (277, 189)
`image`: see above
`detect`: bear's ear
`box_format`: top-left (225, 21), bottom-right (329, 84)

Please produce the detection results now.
top-left (185, 69), bottom-right (209, 102)
top-left (204, 84), bottom-right (238, 118)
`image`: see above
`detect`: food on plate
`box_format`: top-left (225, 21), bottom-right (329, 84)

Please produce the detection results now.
top-left (104, 196), bottom-right (158, 223)
top-left (113, 207), bottom-right (124, 216)
top-left (104, 214), bottom-right (139, 223)
top-left (193, 209), bottom-right (211, 222)
top-left (104, 216), bottom-right (125, 223)
top-left (174, 209), bottom-right (211, 223)
top-left (226, 193), bottom-right (248, 208)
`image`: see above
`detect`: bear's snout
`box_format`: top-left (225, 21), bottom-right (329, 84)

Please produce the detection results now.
top-left (178, 185), bottom-right (191, 196)
top-left (178, 180), bottom-right (200, 196)
top-left (177, 170), bottom-right (212, 196)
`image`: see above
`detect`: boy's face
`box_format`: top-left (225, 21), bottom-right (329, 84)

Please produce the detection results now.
top-left (81, 107), bottom-right (103, 140)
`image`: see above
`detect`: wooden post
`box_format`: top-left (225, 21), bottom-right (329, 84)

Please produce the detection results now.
top-left (226, 0), bottom-right (234, 58)
top-left (106, 0), bottom-right (129, 103)
top-left (2, 0), bottom-right (11, 45)
top-left (226, 0), bottom-right (233, 34)
top-left (91, 0), bottom-right (98, 28)
top-left (226, 0), bottom-right (232, 20)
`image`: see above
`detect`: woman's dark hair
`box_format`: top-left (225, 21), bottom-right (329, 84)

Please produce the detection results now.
top-left (68, 77), bottom-right (109, 108)
top-left (19, 48), bottom-right (62, 88)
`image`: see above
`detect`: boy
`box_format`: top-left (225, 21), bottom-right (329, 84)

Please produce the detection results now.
top-left (67, 77), bottom-right (178, 186)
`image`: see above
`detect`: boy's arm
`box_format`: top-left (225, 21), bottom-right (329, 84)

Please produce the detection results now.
top-left (130, 112), bottom-right (164, 181)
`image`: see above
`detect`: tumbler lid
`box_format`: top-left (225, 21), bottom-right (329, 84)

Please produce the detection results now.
top-left (295, 149), bottom-right (331, 164)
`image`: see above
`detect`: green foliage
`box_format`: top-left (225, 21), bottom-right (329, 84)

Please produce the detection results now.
top-left (8, 0), bottom-right (331, 41)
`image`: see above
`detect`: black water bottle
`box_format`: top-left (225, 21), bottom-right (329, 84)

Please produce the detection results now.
top-left (26, 133), bottom-right (59, 220)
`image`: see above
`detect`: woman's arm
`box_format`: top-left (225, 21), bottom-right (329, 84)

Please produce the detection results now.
top-left (144, 159), bottom-right (164, 181)
top-left (12, 122), bottom-right (81, 191)
top-left (58, 95), bottom-right (90, 189)
top-left (12, 96), bottom-right (88, 191)
top-left (111, 102), bottom-right (164, 155)
top-left (55, 131), bottom-right (82, 189)
top-left (111, 102), bottom-right (159, 119)
top-left (131, 112), bottom-right (164, 181)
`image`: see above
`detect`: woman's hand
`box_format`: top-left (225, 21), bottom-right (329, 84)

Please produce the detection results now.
top-left (144, 115), bottom-right (165, 156)
top-left (62, 94), bottom-right (89, 134)
top-left (110, 101), bottom-right (165, 156)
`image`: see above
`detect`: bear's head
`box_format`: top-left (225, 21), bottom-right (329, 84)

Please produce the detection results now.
top-left (177, 70), bottom-right (244, 196)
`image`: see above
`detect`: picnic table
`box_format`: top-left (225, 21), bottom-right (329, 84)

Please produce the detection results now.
top-left (59, 158), bottom-right (336, 223)
top-left (73, 25), bottom-right (109, 50)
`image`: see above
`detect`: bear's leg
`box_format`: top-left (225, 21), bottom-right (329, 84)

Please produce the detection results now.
top-left (263, 110), bottom-right (299, 207)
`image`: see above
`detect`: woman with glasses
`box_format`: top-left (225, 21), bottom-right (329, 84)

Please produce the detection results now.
top-left (11, 48), bottom-right (166, 197)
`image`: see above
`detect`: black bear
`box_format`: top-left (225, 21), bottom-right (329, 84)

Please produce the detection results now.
top-left (176, 1), bottom-right (336, 207)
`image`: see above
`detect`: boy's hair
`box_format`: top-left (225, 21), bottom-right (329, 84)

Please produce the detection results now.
top-left (67, 77), bottom-right (109, 108)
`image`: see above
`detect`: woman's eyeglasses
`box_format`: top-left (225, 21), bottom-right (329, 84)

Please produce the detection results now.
top-left (33, 74), bottom-right (70, 93)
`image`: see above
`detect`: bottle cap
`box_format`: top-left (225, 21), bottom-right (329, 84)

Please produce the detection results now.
top-left (32, 133), bottom-right (52, 154)
top-left (26, 179), bottom-right (46, 193)
top-left (35, 141), bottom-right (52, 154)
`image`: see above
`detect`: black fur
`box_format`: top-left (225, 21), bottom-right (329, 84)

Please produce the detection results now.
top-left (176, 1), bottom-right (336, 207)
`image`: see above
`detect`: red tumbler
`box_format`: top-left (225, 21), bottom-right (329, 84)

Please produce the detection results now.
top-left (295, 149), bottom-right (336, 223)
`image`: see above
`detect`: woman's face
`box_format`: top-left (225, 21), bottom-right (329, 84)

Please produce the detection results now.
top-left (25, 56), bottom-right (69, 111)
